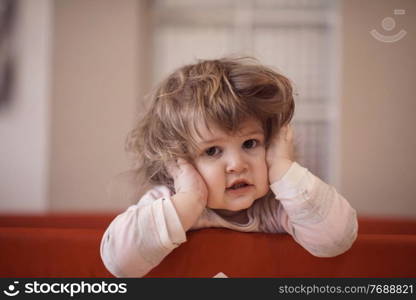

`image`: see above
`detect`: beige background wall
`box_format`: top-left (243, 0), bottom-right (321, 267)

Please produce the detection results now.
top-left (341, 0), bottom-right (416, 217)
top-left (1, 0), bottom-right (415, 217)
top-left (50, 0), bottom-right (144, 212)
top-left (0, 0), bottom-right (51, 213)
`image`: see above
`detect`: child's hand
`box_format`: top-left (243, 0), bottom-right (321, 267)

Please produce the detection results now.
top-left (166, 158), bottom-right (208, 231)
top-left (166, 158), bottom-right (208, 206)
top-left (266, 124), bottom-right (295, 184)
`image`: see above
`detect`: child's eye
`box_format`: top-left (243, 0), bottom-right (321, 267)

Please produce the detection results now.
top-left (205, 146), bottom-right (221, 157)
top-left (243, 139), bottom-right (258, 149)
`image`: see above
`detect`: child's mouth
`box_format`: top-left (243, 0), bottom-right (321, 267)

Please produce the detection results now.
top-left (228, 182), bottom-right (250, 190)
top-left (226, 182), bottom-right (253, 194)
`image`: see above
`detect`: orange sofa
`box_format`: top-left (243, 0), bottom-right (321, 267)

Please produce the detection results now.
top-left (0, 214), bottom-right (415, 277)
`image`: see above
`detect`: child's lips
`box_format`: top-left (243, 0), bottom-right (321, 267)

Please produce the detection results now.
top-left (226, 179), bottom-right (251, 189)
top-left (225, 184), bottom-right (254, 195)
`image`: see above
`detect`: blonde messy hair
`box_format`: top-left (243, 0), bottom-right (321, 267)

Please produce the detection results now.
top-left (126, 57), bottom-right (295, 193)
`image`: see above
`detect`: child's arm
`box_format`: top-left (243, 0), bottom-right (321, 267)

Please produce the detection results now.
top-left (267, 125), bottom-right (358, 257)
top-left (100, 159), bottom-right (207, 277)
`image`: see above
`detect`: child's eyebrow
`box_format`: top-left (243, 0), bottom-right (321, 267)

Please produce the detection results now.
top-left (198, 129), bottom-right (264, 145)
top-left (240, 129), bottom-right (264, 137)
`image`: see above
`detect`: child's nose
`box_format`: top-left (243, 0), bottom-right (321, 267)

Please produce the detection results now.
top-left (225, 153), bottom-right (248, 174)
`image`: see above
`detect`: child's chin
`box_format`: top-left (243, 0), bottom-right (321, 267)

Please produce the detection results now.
top-left (207, 194), bottom-right (258, 211)
top-left (208, 202), bottom-right (251, 212)
top-left (227, 197), bottom-right (256, 211)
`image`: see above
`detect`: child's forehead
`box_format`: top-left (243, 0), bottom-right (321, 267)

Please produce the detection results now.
top-left (193, 118), bottom-right (264, 142)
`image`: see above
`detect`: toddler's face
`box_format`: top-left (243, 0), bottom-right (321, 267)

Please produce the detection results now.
top-left (191, 118), bottom-right (269, 212)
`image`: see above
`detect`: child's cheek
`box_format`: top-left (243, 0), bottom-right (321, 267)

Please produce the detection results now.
top-left (253, 147), bottom-right (268, 167)
top-left (194, 161), bottom-right (218, 188)
top-left (255, 149), bottom-right (270, 188)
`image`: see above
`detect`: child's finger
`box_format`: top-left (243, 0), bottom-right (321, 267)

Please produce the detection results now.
top-left (165, 160), bottom-right (179, 178)
top-left (278, 125), bottom-right (289, 140)
top-left (176, 157), bottom-right (194, 173)
top-left (286, 124), bottom-right (294, 141)
top-left (176, 157), bottom-right (188, 167)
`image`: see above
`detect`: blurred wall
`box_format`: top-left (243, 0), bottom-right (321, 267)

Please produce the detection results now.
top-left (50, 0), bottom-right (145, 212)
top-left (0, 0), bottom-right (51, 213)
top-left (1, 0), bottom-right (415, 217)
top-left (341, 0), bottom-right (416, 217)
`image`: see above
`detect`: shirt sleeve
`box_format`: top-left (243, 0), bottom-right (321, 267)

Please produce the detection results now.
top-left (270, 162), bottom-right (358, 257)
top-left (100, 186), bottom-right (187, 277)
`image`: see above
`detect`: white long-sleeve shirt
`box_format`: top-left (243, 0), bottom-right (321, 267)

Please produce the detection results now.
top-left (100, 162), bottom-right (358, 277)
